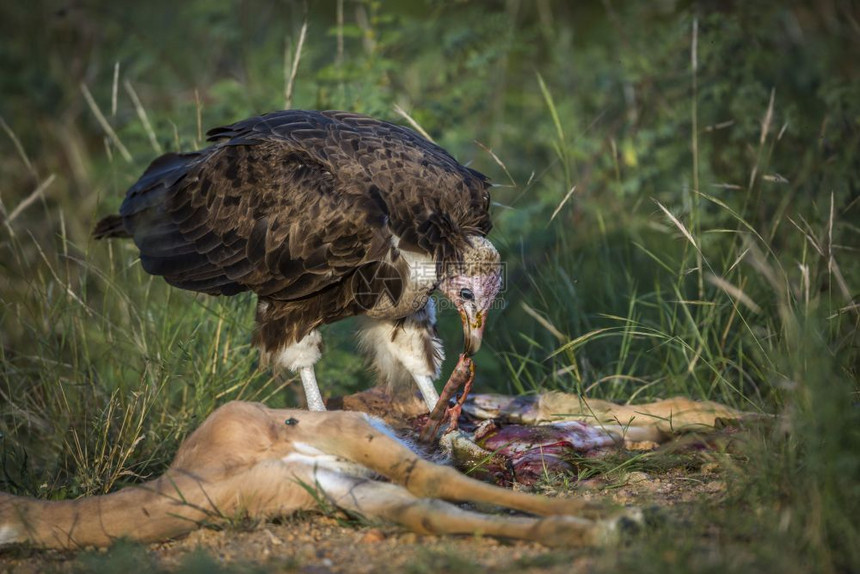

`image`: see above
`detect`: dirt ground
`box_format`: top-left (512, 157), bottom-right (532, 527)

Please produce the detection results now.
top-left (0, 463), bottom-right (727, 574)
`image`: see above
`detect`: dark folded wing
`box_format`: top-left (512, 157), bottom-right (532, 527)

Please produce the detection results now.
top-left (208, 110), bottom-right (492, 262)
top-left (118, 141), bottom-right (392, 300)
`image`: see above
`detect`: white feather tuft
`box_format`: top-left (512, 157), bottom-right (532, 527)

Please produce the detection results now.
top-left (357, 299), bottom-right (444, 386)
top-left (274, 330), bottom-right (323, 371)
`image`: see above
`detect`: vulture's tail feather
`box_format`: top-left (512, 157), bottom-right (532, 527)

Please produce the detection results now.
top-left (93, 214), bottom-right (130, 239)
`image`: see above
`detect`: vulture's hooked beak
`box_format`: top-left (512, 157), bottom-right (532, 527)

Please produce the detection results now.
top-left (461, 308), bottom-right (486, 356)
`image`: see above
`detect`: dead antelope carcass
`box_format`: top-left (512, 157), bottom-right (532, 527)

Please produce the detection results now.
top-left (0, 402), bottom-right (639, 550)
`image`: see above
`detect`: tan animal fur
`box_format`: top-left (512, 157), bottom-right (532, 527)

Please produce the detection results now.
top-left (466, 392), bottom-right (752, 444)
top-left (0, 396), bottom-right (745, 550)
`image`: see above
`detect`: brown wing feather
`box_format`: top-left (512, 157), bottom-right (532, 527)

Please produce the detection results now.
top-left (208, 110), bottom-right (492, 261)
top-left (324, 110), bottom-right (492, 261)
top-left (119, 139), bottom-right (391, 300)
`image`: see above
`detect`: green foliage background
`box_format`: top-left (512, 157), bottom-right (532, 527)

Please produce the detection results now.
top-left (0, 1), bottom-right (858, 572)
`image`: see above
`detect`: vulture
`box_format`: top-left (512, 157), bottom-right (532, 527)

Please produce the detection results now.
top-left (94, 110), bottom-right (502, 411)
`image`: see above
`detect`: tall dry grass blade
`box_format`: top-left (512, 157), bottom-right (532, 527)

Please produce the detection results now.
top-left (4, 174), bottom-right (56, 226)
top-left (520, 302), bottom-right (566, 341)
top-left (124, 80), bottom-right (163, 154)
top-left (798, 263), bottom-right (810, 310)
top-left (711, 183), bottom-right (742, 190)
top-left (283, 42), bottom-right (292, 106)
top-left (830, 303), bottom-right (860, 319)
top-left (704, 120), bottom-right (735, 132)
top-left (354, 2), bottom-right (374, 54)
top-left (827, 190), bottom-right (834, 260)
top-left (549, 185), bottom-right (577, 224)
top-left (691, 17), bottom-right (698, 74)
top-left (827, 192), bottom-right (853, 304)
top-left (633, 241), bottom-right (678, 274)
top-left (28, 230), bottom-right (92, 314)
top-left (392, 105), bottom-right (435, 143)
top-left (536, 71), bottom-right (572, 188)
top-left (104, 138), bottom-right (114, 162)
top-left (211, 316), bottom-right (224, 376)
top-left (653, 199), bottom-right (700, 254)
top-left (170, 120), bottom-right (181, 151)
top-left (536, 72), bottom-right (565, 146)
top-left (748, 87), bottom-right (775, 190)
top-left (788, 216), bottom-right (824, 256)
top-left (336, 0), bottom-right (344, 67)
top-left (726, 247), bottom-right (750, 274)
top-left (474, 140), bottom-right (515, 187)
top-left (81, 83), bottom-right (133, 162)
top-left (111, 62), bottom-right (120, 117)
top-left (0, 195), bottom-right (8, 234)
top-left (580, 374), bottom-right (653, 394)
top-left (284, 19), bottom-right (308, 109)
top-left (0, 116), bottom-right (37, 178)
top-left (195, 89), bottom-right (203, 147)
top-left (760, 87), bottom-right (775, 145)
top-left (706, 272), bottom-right (762, 313)
top-left (609, 137), bottom-right (619, 182)
top-left (690, 17), bottom-right (699, 195)
top-left (59, 210), bottom-right (69, 270)
top-left (549, 327), bottom-right (619, 358)
top-left (334, 0), bottom-right (345, 103)
top-left (743, 239), bottom-right (782, 293)
top-left (697, 191), bottom-right (776, 258)
top-left (690, 17), bottom-right (703, 298)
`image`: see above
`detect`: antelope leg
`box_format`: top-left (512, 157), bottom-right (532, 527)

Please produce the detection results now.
top-left (311, 469), bottom-right (618, 547)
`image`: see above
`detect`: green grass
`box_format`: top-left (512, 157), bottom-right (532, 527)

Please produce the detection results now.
top-left (1, 2), bottom-right (858, 572)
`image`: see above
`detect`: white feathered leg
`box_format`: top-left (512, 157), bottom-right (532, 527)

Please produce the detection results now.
top-left (274, 330), bottom-right (326, 411)
top-left (357, 299), bottom-right (445, 411)
top-left (299, 367), bottom-right (326, 411)
top-left (412, 375), bottom-right (441, 411)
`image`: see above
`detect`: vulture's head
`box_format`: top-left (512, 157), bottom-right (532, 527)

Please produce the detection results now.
top-left (438, 236), bottom-right (502, 356)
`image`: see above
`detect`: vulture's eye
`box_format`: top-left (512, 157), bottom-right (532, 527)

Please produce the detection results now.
top-left (460, 288), bottom-right (474, 301)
